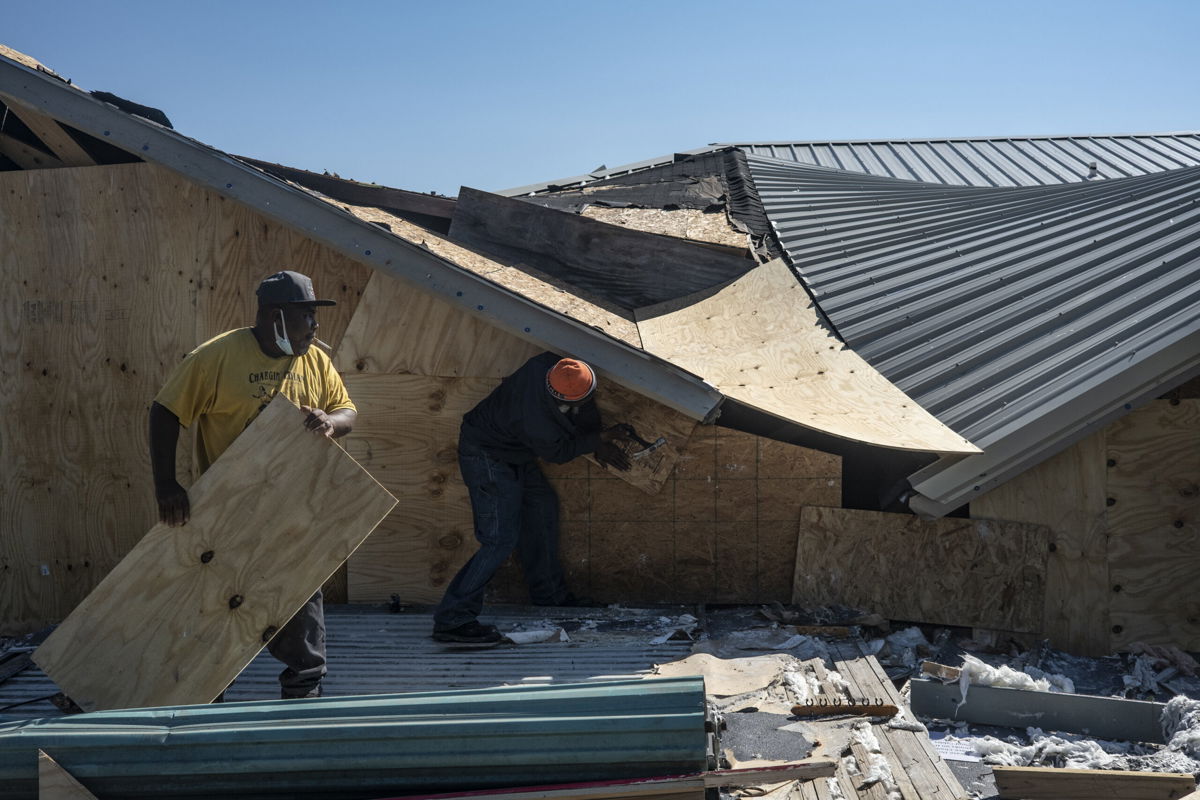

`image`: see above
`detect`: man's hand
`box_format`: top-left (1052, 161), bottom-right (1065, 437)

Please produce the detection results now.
top-left (600, 423), bottom-right (637, 445)
top-left (156, 480), bottom-right (190, 527)
top-left (300, 405), bottom-right (336, 438)
top-left (594, 440), bottom-right (632, 472)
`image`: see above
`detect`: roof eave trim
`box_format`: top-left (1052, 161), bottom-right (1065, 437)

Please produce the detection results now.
top-left (0, 56), bottom-right (723, 421)
top-left (906, 324), bottom-right (1200, 515)
top-left (498, 145), bottom-right (725, 197)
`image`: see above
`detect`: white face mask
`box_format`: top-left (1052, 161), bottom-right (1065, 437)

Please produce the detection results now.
top-left (273, 310), bottom-right (294, 356)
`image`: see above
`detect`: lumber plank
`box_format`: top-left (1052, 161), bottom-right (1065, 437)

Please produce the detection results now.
top-left (971, 431), bottom-right (1110, 656)
top-left (38, 751), bottom-right (98, 800)
top-left (0, 96), bottom-right (95, 166)
top-left (334, 270), bottom-right (541, 378)
top-left (636, 259), bottom-right (979, 454)
top-left (1106, 400), bottom-right (1200, 650)
top-left (0, 131), bottom-right (65, 169)
top-left (32, 395), bottom-right (397, 711)
top-left (451, 186), bottom-right (753, 309)
top-left (991, 765), bottom-right (1196, 799)
top-left (793, 508), bottom-right (1050, 632)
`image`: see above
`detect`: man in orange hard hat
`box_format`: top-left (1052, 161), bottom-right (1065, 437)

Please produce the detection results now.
top-left (432, 352), bottom-right (632, 644)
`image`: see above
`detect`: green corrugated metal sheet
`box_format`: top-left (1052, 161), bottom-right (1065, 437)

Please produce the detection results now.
top-left (0, 678), bottom-right (710, 800)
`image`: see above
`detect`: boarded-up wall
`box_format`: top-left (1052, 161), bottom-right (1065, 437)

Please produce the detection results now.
top-left (0, 162), bottom-right (371, 632)
top-left (335, 271), bottom-right (843, 604)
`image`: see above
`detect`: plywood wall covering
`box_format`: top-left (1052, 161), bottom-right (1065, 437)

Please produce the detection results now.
top-left (971, 433), bottom-right (1110, 655)
top-left (1, 162), bottom-right (372, 632)
top-left (792, 508), bottom-right (1050, 631)
top-left (1106, 400), bottom-right (1200, 650)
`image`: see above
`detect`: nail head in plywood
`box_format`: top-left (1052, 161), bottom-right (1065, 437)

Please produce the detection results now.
top-left (792, 507), bottom-right (1050, 632)
top-left (1106, 399), bottom-right (1200, 650)
top-left (635, 259), bottom-right (978, 454)
top-left (971, 431), bottom-right (1110, 656)
top-left (32, 395), bottom-right (397, 711)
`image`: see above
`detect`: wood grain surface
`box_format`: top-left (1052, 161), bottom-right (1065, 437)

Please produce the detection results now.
top-left (38, 751), bottom-right (98, 800)
top-left (32, 395), bottom-right (396, 711)
top-left (636, 259), bottom-right (978, 454)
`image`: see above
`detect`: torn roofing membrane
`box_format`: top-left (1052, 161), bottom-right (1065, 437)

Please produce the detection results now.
top-left (744, 153), bottom-right (1200, 512)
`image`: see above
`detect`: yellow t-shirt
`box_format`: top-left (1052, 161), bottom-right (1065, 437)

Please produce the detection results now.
top-left (155, 328), bottom-right (356, 473)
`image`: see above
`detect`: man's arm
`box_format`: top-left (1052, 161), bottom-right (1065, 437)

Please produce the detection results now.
top-left (299, 406), bottom-right (356, 438)
top-left (149, 401), bottom-right (190, 526)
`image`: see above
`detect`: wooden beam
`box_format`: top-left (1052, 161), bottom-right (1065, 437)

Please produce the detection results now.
top-left (0, 131), bottom-right (64, 169)
top-left (1, 95), bottom-right (95, 166)
top-left (32, 395), bottom-right (397, 711)
top-left (991, 765), bottom-right (1196, 799)
top-left (38, 751), bottom-right (99, 800)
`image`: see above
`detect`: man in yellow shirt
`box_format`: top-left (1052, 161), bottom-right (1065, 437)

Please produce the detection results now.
top-left (149, 270), bottom-right (357, 699)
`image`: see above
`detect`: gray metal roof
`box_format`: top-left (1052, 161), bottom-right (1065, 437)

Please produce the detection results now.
top-left (745, 153), bottom-right (1200, 512)
top-left (504, 133), bottom-right (1200, 196)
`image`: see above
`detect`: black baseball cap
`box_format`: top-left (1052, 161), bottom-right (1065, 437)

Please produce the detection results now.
top-left (255, 270), bottom-right (336, 307)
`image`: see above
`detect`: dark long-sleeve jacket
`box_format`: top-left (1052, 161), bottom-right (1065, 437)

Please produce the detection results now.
top-left (459, 352), bottom-right (602, 464)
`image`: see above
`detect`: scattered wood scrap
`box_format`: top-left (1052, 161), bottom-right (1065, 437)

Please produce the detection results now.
top-left (921, 661), bottom-right (962, 682)
top-left (790, 702), bottom-right (898, 719)
top-left (991, 765), bottom-right (1196, 799)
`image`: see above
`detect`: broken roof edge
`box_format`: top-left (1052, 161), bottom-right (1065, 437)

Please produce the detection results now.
top-left (720, 130), bottom-right (1200, 146)
top-left (907, 324), bottom-right (1200, 516)
top-left (498, 145), bottom-right (726, 197)
top-left (0, 52), bottom-right (724, 424)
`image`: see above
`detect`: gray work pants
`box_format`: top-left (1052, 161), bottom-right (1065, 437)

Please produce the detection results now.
top-left (266, 590), bottom-right (326, 696)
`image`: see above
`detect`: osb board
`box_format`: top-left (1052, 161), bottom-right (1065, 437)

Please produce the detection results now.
top-left (331, 201), bottom-right (642, 347)
top-left (340, 374), bottom-right (495, 603)
top-left (586, 377), bottom-right (699, 494)
top-left (0, 164), bottom-right (204, 632)
top-left (489, 425), bottom-right (841, 605)
top-left (1107, 400), bottom-right (1200, 650)
top-left (38, 751), bottom-right (98, 800)
top-left (582, 206), bottom-right (751, 250)
top-left (32, 396), bottom-right (397, 711)
top-left (334, 270), bottom-right (541, 378)
top-left (971, 432), bottom-right (1111, 656)
top-left (792, 507), bottom-right (1050, 632)
top-left (635, 259), bottom-right (978, 454)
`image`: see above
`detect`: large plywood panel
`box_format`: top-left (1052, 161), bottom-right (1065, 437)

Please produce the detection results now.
top-left (341, 374), bottom-right (496, 603)
top-left (1107, 400), bottom-right (1200, 650)
top-left (635, 259), bottom-right (978, 454)
top-left (335, 270), bottom-right (541, 378)
top-left (32, 396), bottom-right (396, 711)
top-left (793, 507), bottom-right (1050, 631)
top-left (971, 432), bottom-right (1110, 655)
top-left (0, 164), bottom-right (206, 632)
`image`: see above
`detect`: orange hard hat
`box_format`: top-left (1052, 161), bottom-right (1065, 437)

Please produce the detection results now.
top-left (546, 358), bottom-right (596, 402)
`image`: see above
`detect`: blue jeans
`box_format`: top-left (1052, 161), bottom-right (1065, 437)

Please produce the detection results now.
top-left (434, 444), bottom-right (567, 630)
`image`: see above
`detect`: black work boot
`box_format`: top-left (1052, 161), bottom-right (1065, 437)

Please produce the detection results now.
top-left (432, 621), bottom-right (502, 644)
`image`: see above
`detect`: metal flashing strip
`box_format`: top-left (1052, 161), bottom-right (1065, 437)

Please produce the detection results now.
top-left (500, 145), bottom-right (723, 197)
top-left (0, 55), bottom-right (722, 421)
top-left (909, 678), bottom-right (1166, 744)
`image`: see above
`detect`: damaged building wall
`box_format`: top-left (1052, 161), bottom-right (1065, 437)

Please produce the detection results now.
top-left (0, 162), bottom-right (372, 632)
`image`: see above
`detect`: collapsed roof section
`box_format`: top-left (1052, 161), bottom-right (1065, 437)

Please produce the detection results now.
top-left (0, 45), bottom-right (975, 455)
top-left (744, 153), bottom-right (1200, 513)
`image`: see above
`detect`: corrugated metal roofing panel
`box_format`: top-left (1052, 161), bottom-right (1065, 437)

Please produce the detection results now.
top-left (745, 153), bottom-right (1200, 510)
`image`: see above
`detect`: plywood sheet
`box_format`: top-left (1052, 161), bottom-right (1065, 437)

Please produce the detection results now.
top-left (1107, 400), bottom-right (1200, 650)
top-left (334, 202), bottom-right (643, 347)
top-left (792, 507), bottom-right (1049, 632)
top-left (334, 270), bottom-right (540, 378)
top-left (341, 374), bottom-right (496, 603)
top-left (38, 751), bottom-right (98, 800)
top-left (0, 164), bottom-right (205, 633)
top-left (971, 432), bottom-right (1110, 656)
top-left (635, 259), bottom-right (978, 454)
top-left (32, 395), bottom-right (397, 711)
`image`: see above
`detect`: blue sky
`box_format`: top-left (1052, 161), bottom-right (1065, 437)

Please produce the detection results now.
top-left (5, 0), bottom-right (1196, 195)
